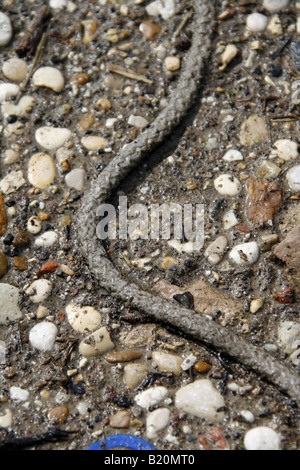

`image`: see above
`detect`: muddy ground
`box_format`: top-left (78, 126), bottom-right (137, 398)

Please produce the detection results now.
top-left (0, 0), bottom-right (299, 451)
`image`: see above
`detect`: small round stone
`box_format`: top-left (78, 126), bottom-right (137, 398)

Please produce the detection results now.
top-left (128, 115), bottom-right (149, 129)
top-left (146, 408), bottom-right (170, 439)
top-left (65, 168), bottom-right (86, 192)
top-left (244, 427), bottom-right (281, 450)
top-left (246, 13), bottom-right (268, 33)
top-left (48, 405), bottom-right (69, 423)
top-left (286, 165), bottom-right (300, 192)
top-left (36, 127), bottom-right (72, 150)
top-left (274, 139), bottom-right (298, 161)
top-left (27, 216), bottom-right (42, 235)
top-left (2, 149), bottom-right (19, 165)
top-left (79, 327), bottom-right (115, 357)
top-left (223, 149), bottom-right (243, 162)
top-left (124, 363), bottom-right (148, 389)
top-left (109, 410), bottom-right (131, 429)
top-left (165, 56), bottom-right (181, 71)
top-left (81, 135), bottom-right (109, 151)
top-left (0, 83), bottom-right (20, 102)
top-left (66, 303), bottom-right (102, 333)
top-left (0, 12), bottom-right (12, 47)
top-left (28, 153), bottom-right (56, 190)
top-left (33, 66), bottom-right (65, 92)
top-left (229, 242), bottom-right (260, 266)
top-left (35, 231), bottom-right (59, 248)
top-left (214, 174), bottom-right (242, 196)
top-left (13, 256), bottom-right (28, 271)
top-left (263, 0), bottom-right (289, 14)
top-left (29, 321), bottom-right (58, 351)
top-left (152, 351), bottom-right (183, 375)
top-left (2, 58), bottom-right (27, 82)
top-left (25, 279), bottom-right (52, 303)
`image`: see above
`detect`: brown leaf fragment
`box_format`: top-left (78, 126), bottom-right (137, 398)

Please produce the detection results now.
top-left (247, 177), bottom-right (282, 226)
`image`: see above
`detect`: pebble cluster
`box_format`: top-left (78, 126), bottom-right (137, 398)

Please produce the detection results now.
top-left (0, 0), bottom-right (299, 452)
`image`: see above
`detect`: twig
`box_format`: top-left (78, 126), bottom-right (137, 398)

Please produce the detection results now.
top-left (15, 6), bottom-right (50, 58)
top-left (108, 64), bottom-right (153, 84)
top-left (173, 11), bottom-right (193, 39)
top-left (15, 32), bottom-right (48, 105)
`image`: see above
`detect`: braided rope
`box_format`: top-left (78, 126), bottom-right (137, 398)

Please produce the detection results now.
top-left (77, 0), bottom-right (300, 405)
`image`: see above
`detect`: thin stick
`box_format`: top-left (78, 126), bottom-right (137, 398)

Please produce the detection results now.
top-left (108, 64), bottom-right (153, 85)
top-left (15, 32), bottom-right (48, 105)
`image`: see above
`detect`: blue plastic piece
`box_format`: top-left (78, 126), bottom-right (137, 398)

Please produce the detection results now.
top-left (87, 434), bottom-right (156, 451)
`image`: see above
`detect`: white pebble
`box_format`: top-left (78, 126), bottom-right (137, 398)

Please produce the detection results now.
top-left (146, 408), bottom-right (170, 439)
top-left (36, 127), bottom-right (71, 150)
top-left (278, 321), bottom-right (300, 354)
top-left (2, 58), bottom-right (27, 82)
top-left (49, 0), bottom-right (67, 9)
top-left (81, 135), bottom-right (109, 151)
top-left (246, 13), bottom-right (268, 33)
top-left (175, 379), bottom-right (225, 420)
top-left (35, 231), bottom-right (59, 248)
top-left (128, 115), bottom-right (149, 129)
top-left (2, 149), bottom-right (19, 165)
top-left (29, 321), bottom-right (58, 352)
top-left (244, 427), bottom-right (281, 450)
top-left (274, 139), bottom-right (298, 161)
top-left (181, 354), bottom-right (198, 371)
top-left (205, 236), bottom-right (228, 265)
top-left (229, 242), bottom-right (260, 266)
top-left (25, 279), bottom-right (52, 303)
top-left (0, 12), bottom-right (12, 47)
top-left (0, 83), bottom-right (20, 102)
top-left (27, 216), bottom-right (42, 235)
top-left (28, 153), bottom-right (56, 190)
top-left (135, 386), bottom-right (169, 409)
top-left (79, 327), bottom-right (115, 357)
top-left (286, 165), bottom-right (300, 192)
top-left (0, 170), bottom-right (26, 195)
top-left (146, 0), bottom-right (176, 20)
top-left (0, 283), bottom-right (22, 325)
top-left (2, 95), bottom-right (35, 118)
top-left (223, 210), bottom-right (238, 230)
top-left (33, 67), bottom-right (65, 93)
top-left (65, 168), bottom-right (86, 192)
top-left (66, 303), bottom-right (102, 333)
top-left (214, 174), bottom-right (242, 196)
top-left (240, 410), bottom-right (255, 424)
top-left (0, 409), bottom-right (12, 429)
top-left (10, 386), bottom-right (30, 402)
top-left (263, 0), bottom-right (289, 14)
top-left (223, 149), bottom-right (244, 162)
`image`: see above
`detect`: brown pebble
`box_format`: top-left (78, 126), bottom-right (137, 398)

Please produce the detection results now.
top-left (37, 261), bottom-right (59, 275)
top-left (0, 193), bottom-right (7, 237)
top-left (105, 350), bottom-right (142, 363)
top-left (139, 20), bottom-right (162, 41)
top-left (0, 253), bottom-right (8, 278)
top-left (47, 405), bottom-right (69, 423)
top-left (78, 114), bottom-right (95, 132)
top-left (71, 73), bottom-right (92, 86)
top-left (273, 288), bottom-right (295, 304)
top-left (13, 256), bottom-right (28, 271)
top-left (194, 360), bottom-right (212, 374)
top-left (13, 231), bottom-right (29, 247)
top-left (109, 410), bottom-right (131, 429)
top-left (38, 211), bottom-right (50, 221)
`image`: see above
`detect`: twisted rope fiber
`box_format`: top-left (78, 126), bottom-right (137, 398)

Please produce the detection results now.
top-left (77, 0), bottom-right (300, 405)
